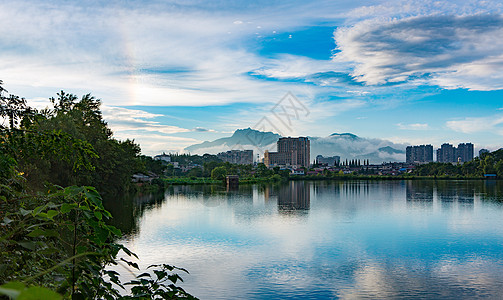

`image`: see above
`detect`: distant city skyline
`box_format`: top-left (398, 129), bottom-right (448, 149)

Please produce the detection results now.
top-left (2, 1), bottom-right (503, 155)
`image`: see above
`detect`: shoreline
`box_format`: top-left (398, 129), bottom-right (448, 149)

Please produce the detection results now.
top-left (155, 175), bottom-right (499, 186)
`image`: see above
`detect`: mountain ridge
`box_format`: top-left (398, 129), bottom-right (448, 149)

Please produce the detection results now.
top-left (184, 128), bottom-right (406, 163)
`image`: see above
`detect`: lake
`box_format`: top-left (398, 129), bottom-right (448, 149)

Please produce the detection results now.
top-left (108, 180), bottom-right (503, 299)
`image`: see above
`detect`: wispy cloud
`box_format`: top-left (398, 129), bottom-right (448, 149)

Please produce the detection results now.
top-left (102, 106), bottom-right (190, 135)
top-left (334, 6), bottom-right (503, 90)
top-left (397, 123), bottom-right (429, 130)
top-left (193, 127), bottom-right (216, 132)
top-left (100, 106), bottom-right (200, 154)
top-left (0, 0), bottom-right (369, 107)
top-left (446, 115), bottom-right (503, 134)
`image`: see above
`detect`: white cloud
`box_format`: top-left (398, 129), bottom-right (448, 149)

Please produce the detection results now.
top-left (0, 0), bottom-right (373, 108)
top-left (446, 115), bottom-right (503, 134)
top-left (250, 54), bottom-right (338, 79)
top-left (100, 106), bottom-right (199, 155)
top-left (333, 7), bottom-right (503, 90)
top-left (397, 123), bottom-right (429, 130)
top-left (102, 106), bottom-right (191, 135)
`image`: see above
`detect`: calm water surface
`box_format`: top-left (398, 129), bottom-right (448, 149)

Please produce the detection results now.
top-left (108, 180), bottom-right (503, 299)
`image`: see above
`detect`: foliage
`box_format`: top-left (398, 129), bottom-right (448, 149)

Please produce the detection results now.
top-left (0, 185), bottom-right (197, 299)
top-left (210, 166), bottom-right (227, 180)
top-left (4, 88), bottom-right (143, 195)
top-left (139, 156), bottom-right (167, 176)
top-left (413, 149), bottom-right (503, 178)
top-left (123, 264), bottom-right (196, 299)
top-left (0, 81), bottom-right (197, 299)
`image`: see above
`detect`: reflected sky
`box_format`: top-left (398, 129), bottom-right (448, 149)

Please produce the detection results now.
top-left (114, 181), bottom-right (503, 299)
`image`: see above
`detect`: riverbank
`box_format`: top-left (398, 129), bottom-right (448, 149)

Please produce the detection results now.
top-left (155, 174), bottom-right (497, 186)
top-left (161, 176), bottom-right (280, 185)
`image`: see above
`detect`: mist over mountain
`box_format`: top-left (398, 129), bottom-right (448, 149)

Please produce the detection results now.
top-left (185, 128), bottom-right (280, 156)
top-left (185, 128), bottom-right (406, 163)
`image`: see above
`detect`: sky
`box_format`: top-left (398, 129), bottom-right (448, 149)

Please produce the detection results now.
top-left (1, 0), bottom-right (503, 155)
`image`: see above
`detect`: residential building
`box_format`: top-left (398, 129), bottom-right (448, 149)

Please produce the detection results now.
top-left (436, 143), bottom-right (473, 163)
top-left (406, 145), bottom-right (433, 163)
top-left (217, 150), bottom-right (253, 165)
top-left (456, 143), bottom-right (474, 163)
top-left (316, 155), bottom-right (340, 166)
top-left (154, 153), bottom-right (171, 163)
top-left (264, 137), bottom-right (310, 168)
top-left (437, 143), bottom-right (456, 163)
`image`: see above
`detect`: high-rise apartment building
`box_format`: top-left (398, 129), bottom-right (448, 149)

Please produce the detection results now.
top-left (437, 143), bottom-right (456, 163)
top-left (437, 143), bottom-right (473, 163)
top-left (264, 137), bottom-right (310, 168)
top-left (217, 150), bottom-right (253, 165)
top-left (456, 143), bottom-right (474, 163)
top-left (406, 145), bottom-right (433, 163)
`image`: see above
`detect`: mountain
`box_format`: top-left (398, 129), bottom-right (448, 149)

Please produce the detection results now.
top-left (329, 133), bottom-right (359, 139)
top-left (185, 129), bottom-right (406, 163)
top-left (185, 128), bottom-right (280, 154)
top-left (378, 146), bottom-right (404, 154)
top-left (309, 134), bottom-right (405, 163)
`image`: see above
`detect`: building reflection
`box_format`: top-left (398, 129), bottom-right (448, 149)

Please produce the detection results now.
top-left (406, 181), bottom-right (434, 210)
top-left (435, 181), bottom-right (474, 207)
top-left (406, 181), bottom-right (434, 203)
top-left (277, 181), bottom-right (310, 214)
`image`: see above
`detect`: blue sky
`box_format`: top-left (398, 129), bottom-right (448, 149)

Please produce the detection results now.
top-left (1, 0), bottom-right (503, 155)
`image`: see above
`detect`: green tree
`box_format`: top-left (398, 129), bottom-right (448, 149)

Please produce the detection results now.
top-left (15, 91), bottom-right (141, 195)
top-left (211, 166), bottom-right (227, 180)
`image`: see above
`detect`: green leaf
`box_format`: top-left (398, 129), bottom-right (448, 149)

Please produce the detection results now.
top-left (107, 225), bottom-right (121, 236)
top-left (46, 210), bottom-right (59, 220)
top-left (18, 286), bottom-right (62, 300)
top-left (84, 188), bottom-right (102, 207)
top-left (0, 286), bottom-right (21, 298)
top-left (154, 270), bottom-right (167, 281)
top-left (32, 205), bottom-right (45, 216)
top-left (137, 273), bottom-right (151, 278)
top-left (93, 211), bottom-right (102, 220)
top-left (60, 203), bottom-right (76, 214)
top-left (36, 212), bottom-right (48, 219)
top-left (27, 228), bottom-right (45, 238)
top-left (17, 241), bottom-right (37, 250)
top-left (1, 216), bottom-right (13, 225)
top-left (0, 281), bottom-right (25, 298)
top-left (19, 208), bottom-right (32, 216)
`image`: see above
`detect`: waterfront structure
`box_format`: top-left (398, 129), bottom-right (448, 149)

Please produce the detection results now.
top-left (437, 143), bottom-right (473, 163)
top-left (316, 155), bottom-right (340, 166)
top-left (217, 150), bottom-right (253, 165)
top-left (406, 145), bottom-right (433, 163)
top-left (264, 137), bottom-right (310, 168)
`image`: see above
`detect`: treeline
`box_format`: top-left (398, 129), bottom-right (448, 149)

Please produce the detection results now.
top-left (413, 149), bottom-right (503, 178)
top-left (0, 81), bottom-right (196, 299)
top-left (0, 87), bottom-right (146, 195)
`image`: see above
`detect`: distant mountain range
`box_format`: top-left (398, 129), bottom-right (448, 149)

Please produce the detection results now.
top-left (185, 128), bottom-right (406, 163)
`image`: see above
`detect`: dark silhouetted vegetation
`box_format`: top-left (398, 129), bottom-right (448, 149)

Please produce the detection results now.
top-left (0, 81), bottom-right (197, 299)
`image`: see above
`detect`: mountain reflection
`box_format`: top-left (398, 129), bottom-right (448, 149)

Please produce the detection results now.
top-left (107, 180), bottom-right (503, 237)
top-left (111, 180), bottom-right (503, 299)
